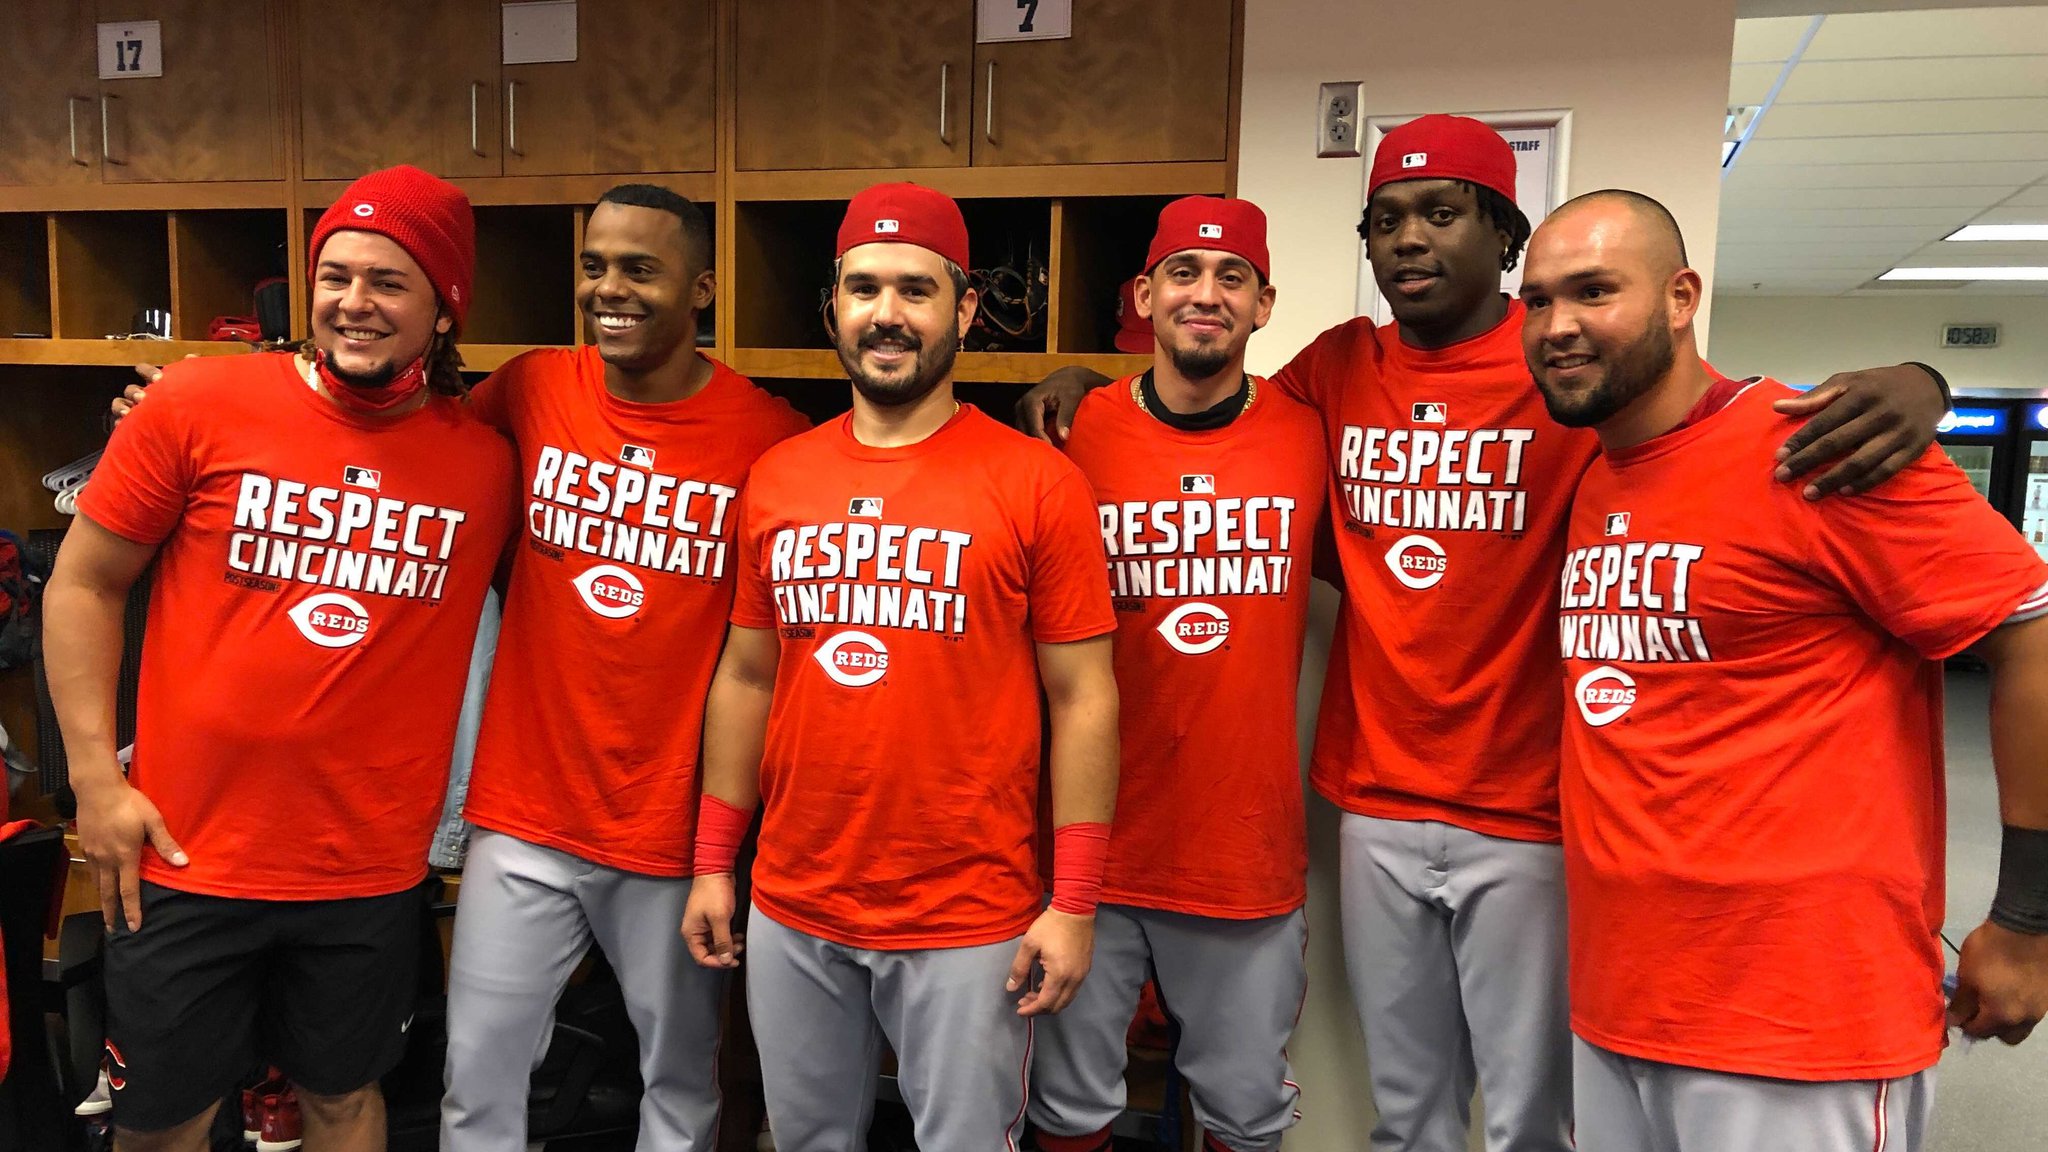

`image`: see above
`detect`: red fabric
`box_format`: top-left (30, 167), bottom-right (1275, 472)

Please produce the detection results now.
top-left (693, 794), bottom-right (754, 876)
top-left (1048, 822), bottom-right (1111, 915)
top-left (459, 349), bottom-right (808, 875)
top-left (314, 348), bottom-right (427, 414)
top-left (1672, 374), bottom-right (1750, 432)
top-left (1062, 380), bottom-right (1326, 916)
top-left (1369, 114), bottom-right (1518, 205)
top-left (1276, 303), bottom-right (1599, 843)
top-left (1143, 196), bottom-right (1271, 282)
top-left (1562, 378), bottom-right (2048, 1080)
top-left (75, 352), bottom-right (516, 899)
top-left (1035, 1129), bottom-right (1113, 1152)
top-left (835, 183), bottom-right (970, 270)
top-left (731, 406), bottom-right (1116, 949)
top-left (1113, 276), bottom-right (1153, 355)
top-left (309, 165), bottom-right (477, 329)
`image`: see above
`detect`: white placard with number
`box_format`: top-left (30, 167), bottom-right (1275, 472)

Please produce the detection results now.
top-left (978, 0), bottom-right (1072, 43)
top-left (97, 20), bottom-right (163, 80)
top-left (503, 1), bottom-right (578, 65)
top-left (1355, 110), bottom-right (1572, 325)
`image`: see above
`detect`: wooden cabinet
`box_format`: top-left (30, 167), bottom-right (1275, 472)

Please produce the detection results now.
top-left (302, 0), bottom-right (712, 180)
top-left (0, 7), bottom-right (97, 188)
top-left (972, 0), bottom-right (1233, 167)
top-left (0, 0), bottom-right (279, 187)
top-left (735, 0), bottom-right (973, 171)
top-left (736, 0), bottom-right (1232, 172)
top-left (298, 0), bottom-right (501, 180)
top-left (101, 0), bottom-right (282, 183)
top-left (503, 0), bottom-right (715, 176)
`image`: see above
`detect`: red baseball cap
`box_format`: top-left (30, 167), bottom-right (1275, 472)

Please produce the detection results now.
top-left (1143, 196), bottom-right (1270, 282)
top-left (309, 165), bottom-right (476, 331)
top-left (1368, 114), bottom-right (1519, 208)
top-left (837, 183), bottom-right (971, 270)
top-left (1113, 276), bottom-right (1153, 354)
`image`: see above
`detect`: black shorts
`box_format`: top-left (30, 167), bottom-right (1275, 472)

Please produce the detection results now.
top-left (102, 880), bottom-right (424, 1132)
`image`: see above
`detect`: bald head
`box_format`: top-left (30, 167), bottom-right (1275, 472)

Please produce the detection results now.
top-left (1545, 189), bottom-right (1688, 278)
top-left (1520, 188), bottom-right (1707, 437)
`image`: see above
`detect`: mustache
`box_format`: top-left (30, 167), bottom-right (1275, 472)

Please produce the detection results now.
top-left (857, 326), bottom-right (922, 351)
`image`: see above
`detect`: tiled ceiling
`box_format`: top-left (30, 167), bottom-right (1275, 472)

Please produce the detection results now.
top-left (1717, 5), bottom-right (2048, 297)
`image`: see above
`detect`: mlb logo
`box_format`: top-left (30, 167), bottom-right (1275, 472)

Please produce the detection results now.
top-left (874, 219), bottom-right (900, 235)
top-left (1180, 475), bottom-right (1216, 495)
top-left (1605, 513), bottom-right (1631, 537)
top-left (343, 466), bottom-right (381, 491)
top-left (620, 444), bottom-right (655, 468)
top-left (1402, 151), bottom-right (1428, 169)
top-left (848, 497), bottom-right (884, 518)
top-left (1412, 402), bottom-right (1447, 424)
top-left (1197, 223), bottom-right (1224, 240)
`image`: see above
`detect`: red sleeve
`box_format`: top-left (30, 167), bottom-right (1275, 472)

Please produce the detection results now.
top-left (728, 489), bottom-right (777, 629)
top-left (75, 371), bottom-right (201, 546)
top-left (1027, 466), bottom-right (1117, 643)
top-left (1270, 319), bottom-right (1356, 415)
top-left (1808, 446), bottom-right (2048, 659)
top-left (464, 364), bottom-right (515, 434)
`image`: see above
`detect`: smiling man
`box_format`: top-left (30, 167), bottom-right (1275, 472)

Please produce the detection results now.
top-left (682, 182), bottom-right (1120, 1152)
top-left (43, 165), bottom-right (516, 1152)
top-left (438, 184), bottom-right (808, 1152)
top-left (1030, 197), bottom-right (1326, 1152)
top-left (1525, 188), bottom-right (2048, 1152)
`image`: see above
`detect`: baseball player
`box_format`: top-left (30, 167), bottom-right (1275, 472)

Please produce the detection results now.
top-left (44, 166), bottom-right (515, 1152)
top-left (438, 185), bottom-right (808, 1151)
top-left (1525, 188), bottom-right (2048, 1152)
top-left (1031, 197), bottom-right (1325, 1152)
top-left (681, 182), bottom-right (1121, 1152)
top-left (1016, 116), bottom-right (1951, 1151)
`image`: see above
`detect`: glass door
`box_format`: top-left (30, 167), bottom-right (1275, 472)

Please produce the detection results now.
top-left (1942, 442), bottom-right (1997, 500)
top-left (2025, 441), bottom-right (2048, 562)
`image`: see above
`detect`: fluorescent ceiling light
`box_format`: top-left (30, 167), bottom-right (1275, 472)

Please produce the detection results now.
top-left (1879, 266), bottom-right (2048, 281)
top-left (1721, 141), bottom-right (1738, 164)
top-left (1943, 224), bottom-right (2048, 242)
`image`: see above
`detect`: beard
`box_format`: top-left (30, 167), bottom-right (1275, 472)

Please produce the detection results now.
top-left (1537, 311), bottom-right (1676, 428)
top-left (323, 350), bottom-right (401, 389)
top-left (838, 322), bottom-right (959, 408)
top-left (1166, 335), bottom-right (1233, 382)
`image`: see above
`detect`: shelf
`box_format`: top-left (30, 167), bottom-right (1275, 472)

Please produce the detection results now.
top-left (726, 347), bottom-right (1146, 385)
top-left (0, 339), bottom-right (256, 367)
top-left (0, 182), bottom-right (290, 214)
top-left (300, 172), bottom-right (718, 210)
top-left (169, 210), bottom-right (289, 341)
top-left (0, 214), bottom-right (52, 339)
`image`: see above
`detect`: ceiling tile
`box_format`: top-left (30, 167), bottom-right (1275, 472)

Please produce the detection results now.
top-left (1757, 98), bottom-right (2048, 139)
top-left (1719, 185), bottom-right (2028, 209)
top-left (1730, 62), bottom-right (1782, 106)
top-left (1733, 16), bottom-right (1816, 62)
top-left (1737, 132), bottom-right (2048, 166)
top-left (1777, 56), bottom-right (2048, 102)
top-left (1722, 160), bottom-right (2048, 188)
top-left (1802, 8), bottom-right (2048, 59)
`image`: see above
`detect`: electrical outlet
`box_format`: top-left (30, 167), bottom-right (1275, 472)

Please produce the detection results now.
top-left (1318, 81), bottom-right (1363, 158)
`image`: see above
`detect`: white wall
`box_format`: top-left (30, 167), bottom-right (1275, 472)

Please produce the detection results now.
top-left (1712, 295), bottom-right (2048, 395)
top-left (1233, 2), bottom-right (1739, 1147)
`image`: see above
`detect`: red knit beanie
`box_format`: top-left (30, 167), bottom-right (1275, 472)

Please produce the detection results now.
top-left (309, 165), bottom-right (476, 331)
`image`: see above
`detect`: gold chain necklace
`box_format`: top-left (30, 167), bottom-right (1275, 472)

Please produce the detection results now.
top-left (1132, 373), bottom-right (1255, 417)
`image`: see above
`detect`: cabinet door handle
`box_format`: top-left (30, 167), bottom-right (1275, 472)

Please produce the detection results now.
top-left (507, 81), bottom-right (522, 156)
top-left (67, 97), bottom-right (90, 165)
top-left (937, 63), bottom-right (951, 146)
top-left (984, 60), bottom-right (998, 143)
top-left (469, 81), bottom-right (484, 156)
top-left (100, 95), bottom-right (123, 165)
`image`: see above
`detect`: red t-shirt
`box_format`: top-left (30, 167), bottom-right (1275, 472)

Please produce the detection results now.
top-left (77, 353), bottom-right (516, 899)
top-left (731, 405), bottom-right (1117, 949)
top-left (1062, 378), bottom-right (1325, 917)
top-left (460, 349), bottom-right (808, 875)
top-left (1561, 378), bottom-right (2048, 1080)
top-left (1275, 302), bottom-right (1598, 842)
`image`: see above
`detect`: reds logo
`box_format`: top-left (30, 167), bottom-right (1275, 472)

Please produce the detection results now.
top-left (288, 593), bottom-right (371, 649)
top-left (814, 630), bottom-right (890, 687)
top-left (1156, 602), bottom-right (1230, 655)
top-left (1575, 665), bottom-right (1637, 727)
top-left (572, 564), bottom-right (646, 619)
top-left (1384, 534), bottom-right (1447, 589)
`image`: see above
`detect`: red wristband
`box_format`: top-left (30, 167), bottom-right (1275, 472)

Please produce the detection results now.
top-left (1050, 821), bottom-right (1111, 915)
top-left (693, 794), bottom-right (754, 876)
